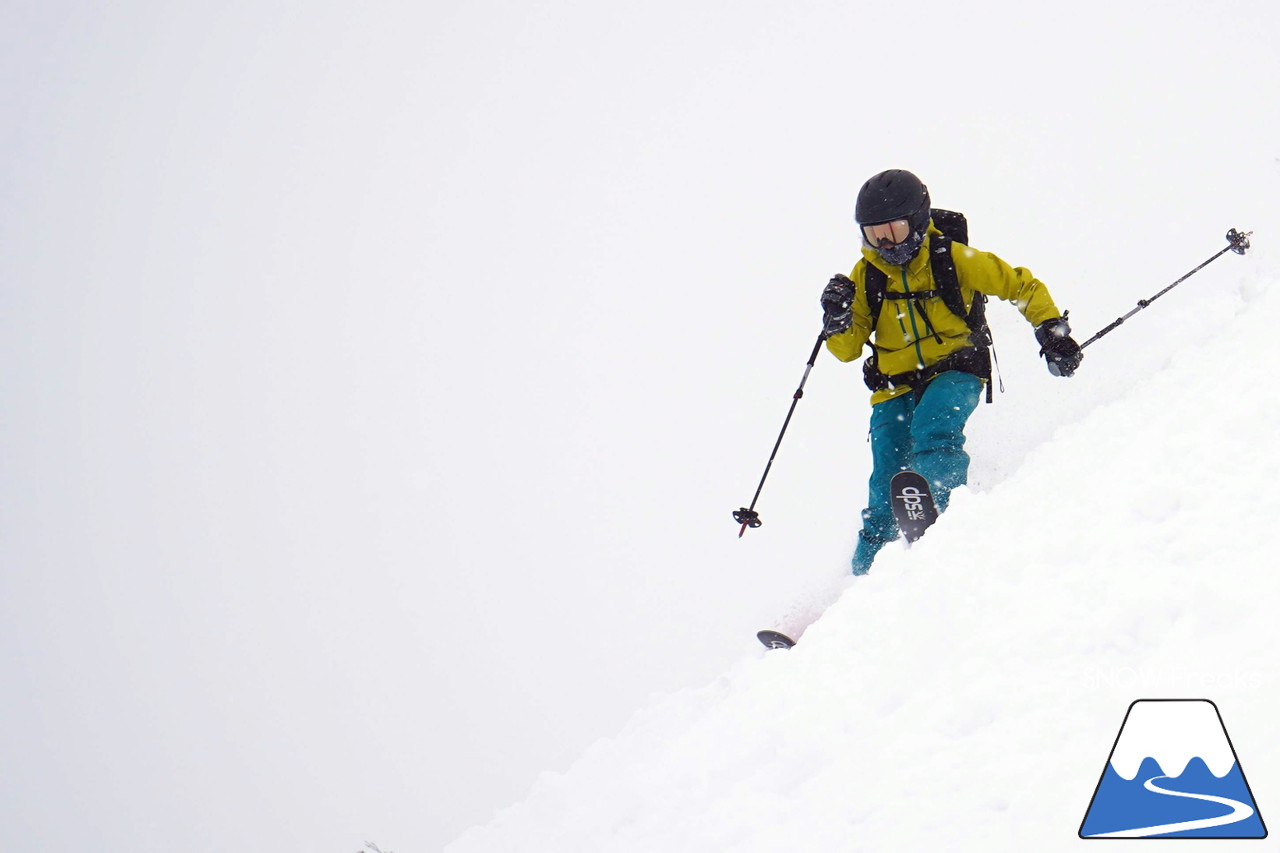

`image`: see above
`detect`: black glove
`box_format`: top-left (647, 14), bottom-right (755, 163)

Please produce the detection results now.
top-left (821, 274), bottom-right (855, 337)
top-left (1035, 317), bottom-right (1083, 377)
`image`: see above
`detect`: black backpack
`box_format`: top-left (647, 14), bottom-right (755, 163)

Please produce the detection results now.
top-left (862, 208), bottom-right (995, 402)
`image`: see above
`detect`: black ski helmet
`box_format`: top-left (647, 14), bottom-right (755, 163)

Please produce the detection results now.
top-left (855, 169), bottom-right (931, 234)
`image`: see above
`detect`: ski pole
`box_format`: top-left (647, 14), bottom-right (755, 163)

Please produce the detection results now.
top-left (1079, 228), bottom-right (1252, 351)
top-left (734, 331), bottom-right (826, 537)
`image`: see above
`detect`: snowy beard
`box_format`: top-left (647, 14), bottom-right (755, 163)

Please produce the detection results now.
top-left (874, 231), bottom-right (924, 266)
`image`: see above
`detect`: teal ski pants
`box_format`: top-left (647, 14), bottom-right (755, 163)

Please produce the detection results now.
top-left (852, 371), bottom-right (982, 575)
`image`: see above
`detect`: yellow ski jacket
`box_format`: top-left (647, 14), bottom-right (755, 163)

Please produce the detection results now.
top-left (825, 224), bottom-right (1064, 405)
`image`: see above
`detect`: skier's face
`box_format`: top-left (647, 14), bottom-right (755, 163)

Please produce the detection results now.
top-left (862, 219), bottom-right (911, 248)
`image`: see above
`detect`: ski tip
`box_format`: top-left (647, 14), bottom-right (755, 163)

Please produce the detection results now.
top-left (890, 469), bottom-right (939, 543)
top-left (757, 629), bottom-right (796, 650)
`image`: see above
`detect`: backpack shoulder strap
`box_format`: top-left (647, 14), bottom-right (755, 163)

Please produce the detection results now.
top-left (927, 234), bottom-right (965, 318)
top-left (928, 234), bottom-right (991, 344)
top-left (861, 262), bottom-right (887, 332)
top-left (929, 232), bottom-right (996, 402)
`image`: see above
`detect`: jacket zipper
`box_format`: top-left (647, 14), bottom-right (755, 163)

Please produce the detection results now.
top-left (899, 267), bottom-right (927, 369)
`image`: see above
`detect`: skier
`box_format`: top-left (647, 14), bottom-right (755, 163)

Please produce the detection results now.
top-left (822, 169), bottom-right (1082, 574)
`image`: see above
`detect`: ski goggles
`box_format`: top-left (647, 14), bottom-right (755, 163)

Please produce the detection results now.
top-left (862, 219), bottom-right (912, 246)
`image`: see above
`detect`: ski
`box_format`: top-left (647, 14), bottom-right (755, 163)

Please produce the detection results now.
top-left (755, 579), bottom-right (851, 650)
top-left (757, 629), bottom-right (796, 649)
top-left (890, 470), bottom-right (938, 543)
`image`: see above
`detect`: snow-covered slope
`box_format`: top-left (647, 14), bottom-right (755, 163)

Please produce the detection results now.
top-left (447, 256), bottom-right (1279, 852)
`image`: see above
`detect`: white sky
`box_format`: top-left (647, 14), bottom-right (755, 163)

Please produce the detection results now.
top-left (2, 1), bottom-right (1278, 850)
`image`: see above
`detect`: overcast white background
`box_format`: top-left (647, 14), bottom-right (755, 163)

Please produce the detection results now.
top-left (2, 1), bottom-right (1277, 851)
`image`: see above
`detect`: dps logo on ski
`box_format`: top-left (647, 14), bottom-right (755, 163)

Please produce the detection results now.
top-left (888, 471), bottom-right (938, 543)
top-left (895, 486), bottom-right (928, 520)
top-left (1079, 699), bottom-right (1267, 839)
